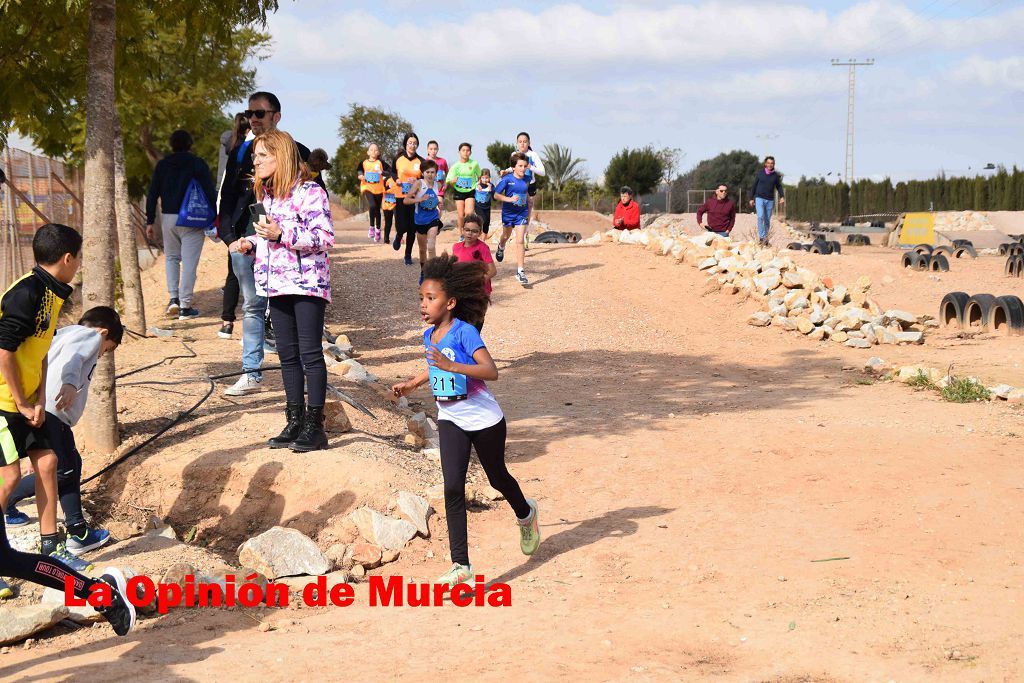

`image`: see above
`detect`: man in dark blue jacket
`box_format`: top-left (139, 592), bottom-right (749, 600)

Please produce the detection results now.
top-left (748, 156), bottom-right (785, 245)
top-left (145, 129), bottom-right (216, 320)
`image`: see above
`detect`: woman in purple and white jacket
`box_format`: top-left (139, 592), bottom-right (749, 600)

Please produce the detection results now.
top-left (232, 129), bottom-right (335, 452)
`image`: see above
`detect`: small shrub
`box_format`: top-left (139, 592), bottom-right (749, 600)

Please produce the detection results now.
top-left (940, 377), bottom-right (991, 403)
top-left (906, 370), bottom-right (935, 390)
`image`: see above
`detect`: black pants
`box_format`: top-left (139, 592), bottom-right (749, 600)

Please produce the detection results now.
top-left (269, 295), bottom-right (328, 408)
top-left (438, 418), bottom-right (530, 566)
top-left (383, 209), bottom-right (394, 242)
top-left (1, 515), bottom-right (101, 598)
top-left (222, 252), bottom-right (240, 322)
top-left (4, 414), bottom-right (85, 529)
top-left (395, 202), bottom-right (417, 259)
top-left (362, 191), bottom-right (382, 229)
top-left (478, 204), bottom-right (492, 234)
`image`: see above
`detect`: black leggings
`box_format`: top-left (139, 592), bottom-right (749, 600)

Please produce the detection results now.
top-left (438, 418), bottom-right (530, 566)
top-left (222, 252), bottom-right (240, 322)
top-left (383, 209), bottom-right (394, 243)
top-left (269, 295), bottom-right (328, 407)
top-left (1, 516), bottom-right (100, 599)
top-left (395, 202), bottom-right (417, 259)
top-left (362, 191), bottom-right (382, 229)
top-left (4, 414), bottom-right (85, 530)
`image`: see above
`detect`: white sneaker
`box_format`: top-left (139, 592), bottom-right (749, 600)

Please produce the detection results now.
top-left (516, 270), bottom-right (529, 286)
top-left (224, 373), bottom-right (263, 396)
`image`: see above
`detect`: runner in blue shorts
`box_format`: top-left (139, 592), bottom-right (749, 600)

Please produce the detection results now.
top-left (493, 153), bottom-right (532, 286)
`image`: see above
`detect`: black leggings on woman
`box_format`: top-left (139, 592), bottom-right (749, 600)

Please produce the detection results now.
top-left (382, 209), bottom-right (394, 243)
top-left (269, 295), bottom-right (327, 407)
top-left (438, 418), bottom-right (530, 566)
top-left (1, 515), bottom-right (101, 599)
top-left (362, 191), bottom-right (382, 229)
top-left (394, 202), bottom-right (417, 259)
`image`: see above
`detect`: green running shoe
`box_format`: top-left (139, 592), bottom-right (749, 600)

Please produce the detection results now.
top-left (519, 499), bottom-right (540, 555)
top-left (49, 543), bottom-right (95, 573)
top-left (436, 563), bottom-right (473, 587)
top-left (0, 578), bottom-right (13, 600)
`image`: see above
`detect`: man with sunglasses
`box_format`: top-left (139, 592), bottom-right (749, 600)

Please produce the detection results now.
top-left (218, 91), bottom-right (324, 396)
top-left (696, 184), bottom-right (737, 236)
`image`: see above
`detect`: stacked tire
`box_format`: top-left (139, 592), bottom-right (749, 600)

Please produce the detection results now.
top-left (939, 291), bottom-right (1024, 335)
top-left (786, 236), bottom-right (841, 254)
top-left (902, 248), bottom-right (949, 272)
top-left (846, 234), bottom-right (871, 246)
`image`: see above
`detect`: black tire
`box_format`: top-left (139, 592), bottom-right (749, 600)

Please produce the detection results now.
top-left (953, 245), bottom-right (978, 259)
top-left (1009, 245), bottom-right (1024, 257)
top-left (929, 254), bottom-right (949, 272)
top-left (915, 253), bottom-right (932, 271)
top-left (828, 241), bottom-right (841, 254)
top-left (939, 291), bottom-right (970, 329)
top-left (964, 293), bottom-right (998, 331)
top-left (870, 220), bottom-right (885, 228)
top-left (932, 245), bottom-right (954, 257)
top-left (1016, 256), bottom-right (1024, 277)
top-left (534, 231), bottom-right (569, 244)
top-left (999, 243), bottom-right (1011, 256)
top-left (952, 239), bottom-right (973, 248)
top-left (902, 252), bottom-right (919, 269)
top-left (846, 233), bottom-right (870, 246)
top-left (989, 295), bottom-right (1024, 336)
top-left (913, 243), bottom-right (933, 255)
top-left (809, 243), bottom-right (827, 254)
top-left (1005, 256), bottom-right (1017, 277)
top-left (786, 242), bottom-right (804, 250)
top-left (801, 244), bottom-right (812, 251)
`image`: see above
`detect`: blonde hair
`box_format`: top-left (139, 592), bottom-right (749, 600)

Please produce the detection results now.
top-left (253, 130), bottom-right (313, 201)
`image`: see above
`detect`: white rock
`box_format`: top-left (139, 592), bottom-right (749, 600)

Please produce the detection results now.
top-left (991, 384), bottom-right (1015, 400)
top-left (0, 604), bottom-right (69, 645)
top-left (748, 312), bottom-right (772, 327)
top-left (894, 331), bottom-right (924, 345)
top-left (350, 507), bottom-right (418, 551)
top-left (396, 491), bottom-right (431, 537)
top-left (238, 526), bottom-right (331, 579)
top-left (845, 338), bottom-right (872, 349)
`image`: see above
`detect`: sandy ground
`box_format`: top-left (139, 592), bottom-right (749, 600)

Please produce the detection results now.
top-left (3, 209), bottom-right (1024, 681)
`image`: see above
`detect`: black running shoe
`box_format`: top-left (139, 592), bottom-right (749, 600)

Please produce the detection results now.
top-left (98, 567), bottom-right (137, 636)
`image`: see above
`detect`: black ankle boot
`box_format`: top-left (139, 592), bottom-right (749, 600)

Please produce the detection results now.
top-left (268, 402), bottom-right (305, 449)
top-left (290, 405), bottom-right (328, 452)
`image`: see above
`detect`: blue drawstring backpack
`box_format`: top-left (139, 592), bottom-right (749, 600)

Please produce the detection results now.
top-left (176, 179), bottom-right (215, 229)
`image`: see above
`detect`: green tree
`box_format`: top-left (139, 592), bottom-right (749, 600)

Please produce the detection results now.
top-left (604, 146), bottom-right (665, 196)
top-left (486, 140), bottom-right (515, 171)
top-left (329, 104), bottom-right (412, 196)
top-left (540, 143), bottom-right (586, 192)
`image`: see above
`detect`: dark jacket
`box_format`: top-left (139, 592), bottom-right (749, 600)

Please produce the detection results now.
top-left (696, 196), bottom-right (737, 233)
top-left (218, 137), bottom-right (324, 244)
top-left (146, 152), bottom-right (217, 225)
top-left (750, 169), bottom-right (784, 201)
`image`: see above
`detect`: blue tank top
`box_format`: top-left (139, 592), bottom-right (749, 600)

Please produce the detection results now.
top-left (415, 182), bottom-right (440, 225)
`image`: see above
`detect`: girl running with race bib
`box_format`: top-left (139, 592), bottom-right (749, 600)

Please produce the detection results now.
top-left (404, 159), bottom-right (444, 284)
top-left (381, 172), bottom-right (399, 245)
top-left (392, 133), bottom-right (425, 265)
top-left (391, 255), bottom-right (540, 587)
top-left (446, 142), bottom-right (482, 233)
top-left (357, 143), bottom-right (389, 243)
top-left (475, 169), bottom-right (494, 235)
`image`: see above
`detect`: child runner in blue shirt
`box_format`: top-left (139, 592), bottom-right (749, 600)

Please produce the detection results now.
top-left (404, 159), bottom-right (444, 284)
top-left (392, 255), bottom-right (540, 586)
top-left (493, 153), bottom-right (531, 286)
top-left (474, 169), bottom-right (494, 235)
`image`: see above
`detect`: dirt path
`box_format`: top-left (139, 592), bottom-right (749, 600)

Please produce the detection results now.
top-left (4, 212), bottom-right (1024, 681)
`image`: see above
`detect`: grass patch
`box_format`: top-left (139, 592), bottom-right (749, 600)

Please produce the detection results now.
top-left (854, 377), bottom-right (875, 386)
top-left (906, 370), bottom-right (936, 390)
top-left (940, 376), bottom-right (991, 403)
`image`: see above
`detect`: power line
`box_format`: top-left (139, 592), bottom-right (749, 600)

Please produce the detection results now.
top-left (831, 59), bottom-right (874, 185)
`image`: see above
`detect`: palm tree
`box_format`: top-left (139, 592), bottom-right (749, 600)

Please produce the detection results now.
top-left (540, 143), bottom-right (587, 192)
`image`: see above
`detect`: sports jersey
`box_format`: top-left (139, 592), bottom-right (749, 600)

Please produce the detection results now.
top-left (0, 266), bottom-right (73, 412)
top-left (452, 240), bottom-right (494, 295)
top-left (414, 180), bottom-right (441, 225)
top-left (431, 157), bottom-right (449, 196)
top-left (357, 159), bottom-right (386, 194)
top-left (494, 174), bottom-right (530, 225)
top-left (474, 182), bottom-right (493, 206)
top-left (392, 153), bottom-right (424, 199)
top-left (423, 318), bottom-right (502, 431)
top-left (448, 159), bottom-right (482, 194)
top-left (382, 178), bottom-right (399, 211)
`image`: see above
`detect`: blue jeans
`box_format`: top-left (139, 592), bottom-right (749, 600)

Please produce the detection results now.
top-left (230, 251), bottom-right (265, 375)
top-left (755, 197), bottom-right (774, 240)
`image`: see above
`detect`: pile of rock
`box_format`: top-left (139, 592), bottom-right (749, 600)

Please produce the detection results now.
top-left (933, 211), bottom-right (994, 232)
top-left (587, 227), bottom-right (932, 349)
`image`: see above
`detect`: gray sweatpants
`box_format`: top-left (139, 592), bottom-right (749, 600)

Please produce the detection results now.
top-left (161, 213), bottom-right (206, 308)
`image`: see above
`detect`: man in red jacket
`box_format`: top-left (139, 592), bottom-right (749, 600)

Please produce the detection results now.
top-left (613, 186), bottom-right (641, 230)
top-left (696, 184), bottom-right (737, 236)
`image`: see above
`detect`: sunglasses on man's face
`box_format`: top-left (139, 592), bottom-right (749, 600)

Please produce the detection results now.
top-left (716, 189), bottom-right (727, 193)
top-left (245, 109), bottom-right (277, 119)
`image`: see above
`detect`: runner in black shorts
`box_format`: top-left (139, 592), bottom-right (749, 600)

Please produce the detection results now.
top-left (445, 143), bottom-right (482, 234)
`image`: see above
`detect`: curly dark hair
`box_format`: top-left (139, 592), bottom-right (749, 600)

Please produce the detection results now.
top-left (422, 254), bottom-right (490, 330)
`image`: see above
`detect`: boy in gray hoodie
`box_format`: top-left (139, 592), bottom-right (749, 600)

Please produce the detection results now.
top-left (3, 306), bottom-right (123, 555)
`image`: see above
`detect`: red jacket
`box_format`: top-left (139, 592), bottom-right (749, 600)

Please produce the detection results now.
top-left (613, 200), bottom-right (641, 230)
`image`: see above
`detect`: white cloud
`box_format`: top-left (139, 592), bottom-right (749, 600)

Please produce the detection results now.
top-left (951, 56), bottom-right (1024, 92)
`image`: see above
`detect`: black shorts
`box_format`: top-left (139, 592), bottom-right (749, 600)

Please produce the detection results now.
top-left (528, 184), bottom-right (538, 197)
top-left (452, 189), bottom-right (474, 202)
top-left (415, 219), bottom-right (443, 235)
top-left (0, 410), bottom-right (52, 465)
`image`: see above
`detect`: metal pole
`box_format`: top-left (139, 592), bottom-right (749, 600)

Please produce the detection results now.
top-left (831, 58), bottom-right (874, 185)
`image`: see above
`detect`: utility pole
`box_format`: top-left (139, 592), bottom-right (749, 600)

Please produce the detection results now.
top-left (831, 58), bottom-right (873, 185)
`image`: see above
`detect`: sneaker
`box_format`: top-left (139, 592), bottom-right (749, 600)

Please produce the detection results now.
top-left (5, 509), bottom-right (30, 526)
top-left (404, 255), bottom-right (413, 266)
top-left (48, 543), bottom-right (94, 573)
top-left (0, 579), bottom-right (12, 600)
top-left (66, 527), bottom-right (111, 555)
top-left (165, 298), bottom-right (180, 316)
top-left (263, 339), bottom-right (278, 355)
top-left (518, 499), bottom-right (541, 555)
top-left (495, 245), bottom-right (505, 262)
top-left (224, 373), bottom-right (263, 396)
top-left (178, 307), bottom-right (200, 320)
top-left (392, 233), bottom-right (402, 251)
top-left (368, 226), bottom-right (375, 240)
top-left (374, 228), bottom-right (382, 242)
top-left (516, 270), bottom-right (529, 286)
top-left (436, 563), bottom-right (474, 587)
top-left (218, 321), bottom-right (234, 339)
top-left (97, 567), bottom-right (137, 637)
